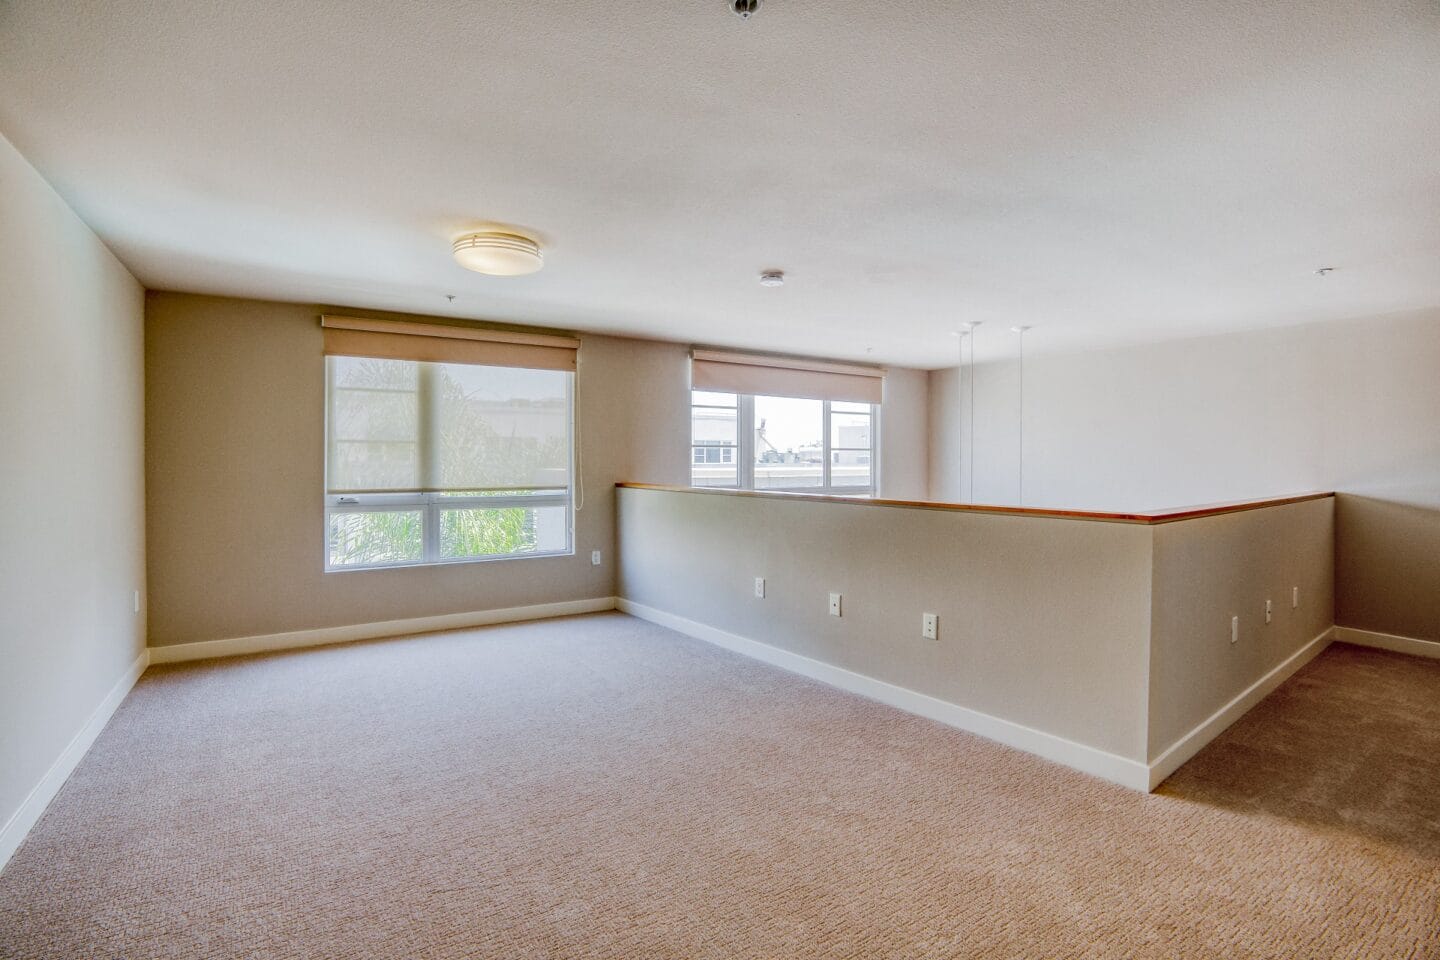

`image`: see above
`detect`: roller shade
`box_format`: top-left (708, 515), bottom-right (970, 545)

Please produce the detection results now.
top-left (326, 354), bottom-right (572, 495)
top-left (321, 315), bottom-right (578, 371)
top-left (691, 349), bottom-right (884, 404)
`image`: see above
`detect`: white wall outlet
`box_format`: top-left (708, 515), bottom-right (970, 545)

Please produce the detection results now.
top-left (1292, 586), bottom-right (1299, 609)
top-left (591, 550), bottom-right (602, 566)
top-left (1265, 599), bottom-right (1273, 624)
top-left (829, 592), bottom-right (842, 617)
top-left (132, 590), bottom-right (140, 614)
top-left (1230, 615), bottom-right (1239, 644)
top-left (922, 612), bottom-right (938, 640)
top-left (754, 577), bottom-right (766, 599)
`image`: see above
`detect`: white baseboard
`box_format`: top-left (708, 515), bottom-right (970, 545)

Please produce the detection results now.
top-left (616, 598), bottom-right (1151, 792)
top-left (148, 597), bottom-right (619, 665)
top-left (0, 648), bottom-right (149, 873)
top-left (1333, 625), bottom-right (1440, 660)
top-left (1146, 626), bottom-right (1334, 790)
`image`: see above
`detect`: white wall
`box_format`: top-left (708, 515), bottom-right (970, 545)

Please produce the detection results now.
top-left (928, 362), bottom-right (1020, 504)
top-left (929, 308), bottom-right (1440, 641)
top-left (1022, 328), bottom-right (1328, 512)
top-left (0, 133), bottom-right (147, 860)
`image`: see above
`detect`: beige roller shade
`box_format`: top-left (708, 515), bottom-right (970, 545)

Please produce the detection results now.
top-left (321, 315), bottom-right (579, 371)
top-left (326, 356), bottom-right (572, 494)
top-left (691, 349), bottom-right (884, 403)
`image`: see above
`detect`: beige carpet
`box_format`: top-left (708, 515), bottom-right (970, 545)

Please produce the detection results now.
top-left (1, 613), bottom-right (1436, 959)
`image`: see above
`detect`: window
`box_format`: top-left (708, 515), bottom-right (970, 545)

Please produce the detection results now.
top-left (688, 349), bottom-right (882, 495)
top-left (690, 391), bottom-right (876, 495)
top-left (690, 391), bottom-right (740, 487)
top-left (325, 355), bottom-right (573, 570)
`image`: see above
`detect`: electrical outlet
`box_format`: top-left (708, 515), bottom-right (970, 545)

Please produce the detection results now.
top-left (1292, 586), bottom-right (1299, 609)
top-left (829, 592), bottom-right (842, 617)
top-left (1265, 599), bottom-right (1273, 624)
top-left (591, 550), bottom-right (602, 566)
top-left (1230, 615), bottom-right (1239, 644)
top-left (922, 612), bottom-right (938, 640)
top-left (754, 577), bottom-right (766, 599)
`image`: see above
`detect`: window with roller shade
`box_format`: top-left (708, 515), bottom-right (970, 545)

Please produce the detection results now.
top-left (689, 351), bottom-right (881, 495)
top-left (322, 316), bottom-right (576, 570)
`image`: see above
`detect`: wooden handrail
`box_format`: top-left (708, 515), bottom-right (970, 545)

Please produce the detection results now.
top-left (614, 483), bottom-right (1334, 525)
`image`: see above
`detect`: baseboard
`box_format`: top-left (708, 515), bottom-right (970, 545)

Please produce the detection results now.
top-left (616, 598), bottom-right (1151, 792)
top-left (0, 648), bottom-right (149, 873)
top-left (1333, 626), bottom-right (1440, 660)
top-left (1146, 626), bottom-right (1334, 790)
top-left (149, 597), bottom-right (619, 665)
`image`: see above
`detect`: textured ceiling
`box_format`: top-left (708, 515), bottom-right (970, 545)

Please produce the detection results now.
top-left (2, 0), bottom-right (1437, 366)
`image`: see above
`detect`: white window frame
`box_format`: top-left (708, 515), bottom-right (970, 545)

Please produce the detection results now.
top-left (690, 391), bottom-right (878, 496)
top-left (324, 363), bottom-right (575, 572)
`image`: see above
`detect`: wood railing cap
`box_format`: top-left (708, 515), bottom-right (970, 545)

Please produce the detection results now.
top-left (613, 483), bottom-right (1334, 525)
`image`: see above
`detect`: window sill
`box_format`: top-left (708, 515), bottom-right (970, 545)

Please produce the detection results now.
top-left (324, 547), bottom-right (574, 573)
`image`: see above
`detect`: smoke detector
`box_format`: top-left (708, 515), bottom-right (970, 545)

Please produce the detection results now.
top-left (759, 270), bottom-right (785, 287)
top-left (731, 0), bottom-right (761, 19)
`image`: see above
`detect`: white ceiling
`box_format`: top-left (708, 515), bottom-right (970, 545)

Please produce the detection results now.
top-left (2, 0), bottom-right (1437, 367)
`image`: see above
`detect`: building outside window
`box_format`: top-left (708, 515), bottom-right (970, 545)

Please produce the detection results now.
top-left (690, 390), bottom-right (876, 495)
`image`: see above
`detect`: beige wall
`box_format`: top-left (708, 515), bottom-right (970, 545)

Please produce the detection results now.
top-left (1320, 310), bottom-right (1440, 643)
top-left (877, 367), bottom-right (929, 500)
top-left (926, 367), bottom-right (960, 502)
top-left (618, 487), bottom-right (1155, 761)
top-left (144, 293), bottom-right (931, 646)
top-left (618, 487), bottom-right (1337, 782)
top-left (928, 309), bottom-right (1440, 643)
top-left (1335, 497), bottom-right (1440, 644)
top-left (0, 134), bottom-right (146, 835)
top-left (1147, 498), bottom-right (1335, 759)
top-left (144, 293), bottom-right (692, 646)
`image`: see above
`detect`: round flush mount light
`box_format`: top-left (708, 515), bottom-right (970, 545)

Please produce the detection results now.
top-left (452, 232), bottom-right (543, 276)
top-left (759, 270), bottom-right (785, 287)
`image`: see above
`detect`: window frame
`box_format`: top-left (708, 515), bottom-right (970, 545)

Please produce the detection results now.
top-left (323, 359), bottom-right (576, 572)
top-left (690, 391), bottom-right (879, 496)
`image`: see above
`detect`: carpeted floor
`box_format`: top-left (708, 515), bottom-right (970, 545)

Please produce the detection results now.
top-left (1, 613), bottom-right (1436, 959)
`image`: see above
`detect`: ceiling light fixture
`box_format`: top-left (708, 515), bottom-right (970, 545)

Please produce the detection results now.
top-left (452, 232), bottom-right (543, 276)
top-left (759, 270), bottom-right (785, 287)
top-left (731, 0), bottom-right (761, 19)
